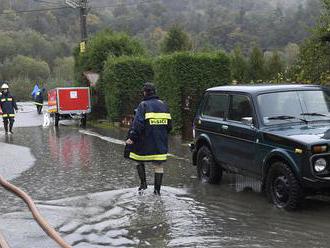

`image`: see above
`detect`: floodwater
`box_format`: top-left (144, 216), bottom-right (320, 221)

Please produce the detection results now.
top-left (1, 103), bottom-right (330, 247)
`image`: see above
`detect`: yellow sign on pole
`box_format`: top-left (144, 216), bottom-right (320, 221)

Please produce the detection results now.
top-left (80, 41), bottom-right (86, 53)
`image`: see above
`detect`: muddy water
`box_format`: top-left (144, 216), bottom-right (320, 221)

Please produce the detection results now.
top-left (1, 121), bottom-right (330, 247)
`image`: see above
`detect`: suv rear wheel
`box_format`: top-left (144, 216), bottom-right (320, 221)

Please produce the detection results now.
top-left (266, 161), bottom-right (303, 210)
top-left (197, 146), bottom-right (222, 184)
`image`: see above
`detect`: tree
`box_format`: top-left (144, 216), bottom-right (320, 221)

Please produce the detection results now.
top-left (248, 46), bottom-right (265, 82)
top-left (74, 30), bottom-right (146, 117)
top-left (161, 25), bottom-right (192, 54)
top-left (113, 4), bottom-right (129, 17)
top-left (14, 30), bottom-right (55, 65)
top-left (283, 43), bottom-right (300, 66)
top-left (265, 51), bottom-right (284, 82)
top-left (3, 55), bottom-right (50, 81)
top-left (75, 29), bottom-right (145, 77)
top-left (145, 27), bottom-right (167, 55)
top-left (231, 46), bottom-right (248, 83)
top-left (0, 0), bottom-right (10, 11)
top-left (0, 34), bottom-right (15, 63)
top-left (53, 57), bottom-right (74, 81)
top-left (296, 0), bottom-right (330, 83)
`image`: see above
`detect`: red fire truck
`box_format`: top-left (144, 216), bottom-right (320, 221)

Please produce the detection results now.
top-left (48, 87), bottom-right (91, 127)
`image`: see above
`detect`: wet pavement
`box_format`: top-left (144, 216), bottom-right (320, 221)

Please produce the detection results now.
top-left (1, 103), bottom-right (330, 247)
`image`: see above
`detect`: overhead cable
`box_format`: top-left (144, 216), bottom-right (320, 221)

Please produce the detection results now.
top-left (0, 0), bottom-right (155, 15)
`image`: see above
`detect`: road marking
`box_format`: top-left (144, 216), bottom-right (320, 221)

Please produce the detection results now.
top-left (79, 130), bottom-right (190, 162)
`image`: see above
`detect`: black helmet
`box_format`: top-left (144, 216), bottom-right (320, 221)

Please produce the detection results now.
top-left (143, 82), bottom-right (156, 95)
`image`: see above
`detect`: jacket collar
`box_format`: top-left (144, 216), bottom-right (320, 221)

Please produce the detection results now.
top-left (1, 91), bottom-right (10, 97)
top-left (143, 95), bottom-right (159, 101)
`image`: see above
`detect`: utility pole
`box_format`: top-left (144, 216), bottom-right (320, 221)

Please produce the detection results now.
top-left (65, 0), bottom-right (88, 52)
top-left (80, 0), bottom-right (88, 42)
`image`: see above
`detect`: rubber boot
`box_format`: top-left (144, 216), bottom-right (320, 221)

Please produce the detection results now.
top-left (37, 105), bottom-right (42, 114)
top-left (154, 173), bottom-right (163, 195)
top-left (9, 119), bottom-right (14, 134)
top-left (3, 119), bottom-right (8, 133)
top-left (137, 163), bottom-right (147, 191)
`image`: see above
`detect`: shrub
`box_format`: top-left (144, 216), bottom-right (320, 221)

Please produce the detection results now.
top-left (154, 52), bottom-right (231, 134)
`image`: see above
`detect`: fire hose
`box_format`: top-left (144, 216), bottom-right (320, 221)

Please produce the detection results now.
top-left (0, 230), bottom-right (10, 248)
top-left (0, 176), bottom-right (71, 248)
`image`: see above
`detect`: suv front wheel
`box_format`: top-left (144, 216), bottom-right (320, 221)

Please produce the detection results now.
top-left (197, 146), bottom-right (222, 184)
top-left (266, 161), bottom-right (303, 210)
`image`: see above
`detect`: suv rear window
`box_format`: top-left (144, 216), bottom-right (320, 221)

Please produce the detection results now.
top-left (202, 93), bottom-right (227, 119)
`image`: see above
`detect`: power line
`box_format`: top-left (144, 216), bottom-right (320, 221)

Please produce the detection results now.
top-left (0, 6), bottom-right (70, 16)
top-left (0, 0), bottom-right (155, 16)
top-left (33, 0), bottom-right (64, 5)
top-left (90, 0), bottom-right (155, 10)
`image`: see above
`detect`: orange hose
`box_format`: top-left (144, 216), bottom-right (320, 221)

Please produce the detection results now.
top-left (0, 176), bottom-right (71, 248)
top-left (0, 231), bottom-right (10, 248)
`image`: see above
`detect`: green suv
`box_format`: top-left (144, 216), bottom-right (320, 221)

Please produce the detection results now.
top-left (191, 85), bottom-right (330, 210)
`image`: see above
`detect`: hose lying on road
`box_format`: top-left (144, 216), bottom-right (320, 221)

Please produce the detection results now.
top-left (0, 176), bottom-right (71, 248)
top-left (0, 230), bottom-right (10, 248)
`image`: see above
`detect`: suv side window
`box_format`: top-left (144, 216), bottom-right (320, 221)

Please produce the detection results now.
top-left (228, 94), bottom-right (253, 122)
top-left (202, 93), bottom-right (227, 119)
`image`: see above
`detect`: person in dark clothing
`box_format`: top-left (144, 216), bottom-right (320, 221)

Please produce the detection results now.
top-left (35, 88), bottom-right (44, 114)
top-left (125, 83), bottom-right (172, 195)
top-left (0, 83), bottom-right (18, 134)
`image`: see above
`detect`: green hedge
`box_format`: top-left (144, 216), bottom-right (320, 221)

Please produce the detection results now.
top-left (154, 52), bottom-right (231, 134)
top-left (103, 56), bottom-right (154, 121)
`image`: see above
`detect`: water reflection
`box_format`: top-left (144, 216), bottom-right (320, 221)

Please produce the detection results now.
top-left (48, 127), bottom-right (92, 169)
top-left (233, 174), bottom-right (262, 192)
top-left (4, 134), bottom-right (14, 143)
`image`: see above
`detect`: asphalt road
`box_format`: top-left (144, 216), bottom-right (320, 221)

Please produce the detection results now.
top-left (1, 102), bottom-right (330, 248)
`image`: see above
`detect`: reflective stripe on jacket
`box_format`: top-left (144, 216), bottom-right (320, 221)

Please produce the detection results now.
top-left (127, 95), bottom-right (172, 162)
top-left (0, 92), bottom-right (18, 118)
top-left (34, 91), bottom-right (43, 106)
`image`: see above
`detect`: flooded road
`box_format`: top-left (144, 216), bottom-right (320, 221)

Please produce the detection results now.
top-left (1, 103), bottom-right (330, 247)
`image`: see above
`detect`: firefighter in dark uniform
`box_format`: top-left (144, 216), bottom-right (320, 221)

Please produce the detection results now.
top-left (125, 83), bottom-right (172, 195)
top-left (0, 83), bottom-right (18, 134)
top-left (34, 88), bottom-right (44, 114)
